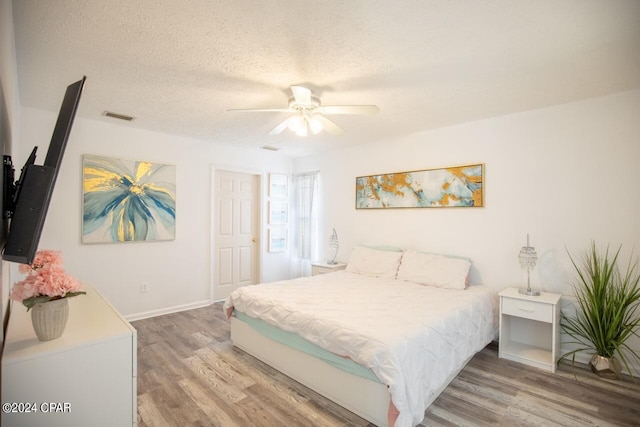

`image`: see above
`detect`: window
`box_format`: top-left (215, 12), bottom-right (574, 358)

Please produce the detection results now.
top-left (291, 171), bottom-right (319, 276)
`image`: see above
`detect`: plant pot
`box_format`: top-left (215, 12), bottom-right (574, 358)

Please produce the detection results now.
top-left (590, 354), bottom-right (621, 379)
top-left (31, 298), bottom-right (69, 341)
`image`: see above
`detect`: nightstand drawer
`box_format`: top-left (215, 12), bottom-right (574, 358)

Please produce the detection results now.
top-left (311, 263), bottom-right (346, 275)
top-left (502, 298), bottom-right (552, 323)
top-left (311, 265), bottom-right (332, 275)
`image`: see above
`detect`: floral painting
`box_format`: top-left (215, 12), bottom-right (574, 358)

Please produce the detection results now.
top-left (82, 154), bottom-right (176, 243)
top-left (356, 164), bottom-right (484, 209)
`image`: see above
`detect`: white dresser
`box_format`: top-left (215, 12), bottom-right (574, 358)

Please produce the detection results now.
top-left (2, 283), bottom-right (137, 426)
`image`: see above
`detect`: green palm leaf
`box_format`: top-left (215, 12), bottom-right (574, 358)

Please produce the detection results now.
top-left (558, 242), bottom-right (640, 382)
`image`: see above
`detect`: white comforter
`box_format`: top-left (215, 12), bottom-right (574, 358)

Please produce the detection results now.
top-left (223, 271), bottom-right (497, 427)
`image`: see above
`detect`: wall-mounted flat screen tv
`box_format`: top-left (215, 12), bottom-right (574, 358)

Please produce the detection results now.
top-left (2, 76), bottom-right (86, 264)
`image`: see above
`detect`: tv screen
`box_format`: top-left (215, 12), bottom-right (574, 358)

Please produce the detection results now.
top-left (2, 76), bottom-right (86, 264)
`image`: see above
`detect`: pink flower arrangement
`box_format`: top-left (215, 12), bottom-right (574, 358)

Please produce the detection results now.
top-left (10, 250), bottom-right (85, 310)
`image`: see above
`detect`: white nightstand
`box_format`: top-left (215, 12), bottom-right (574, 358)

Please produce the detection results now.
top-left (311, 262), bottom-right (347, 276)
top-left (498, 287), bottom-right (562, 373)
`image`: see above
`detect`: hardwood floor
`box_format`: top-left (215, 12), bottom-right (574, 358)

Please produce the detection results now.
top-left (132, 303), bottom-right (640, 427)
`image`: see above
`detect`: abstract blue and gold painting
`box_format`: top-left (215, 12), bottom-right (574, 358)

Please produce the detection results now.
top-left (82, 154), bottom-right (176, 243)
top-left (356, 164), bottom-right (484, 209)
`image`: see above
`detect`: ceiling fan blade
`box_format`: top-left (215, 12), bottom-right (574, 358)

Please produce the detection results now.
top-left (319, 105), bottom-right (379, 115)
top-left (291, 86), bottom-right (312, 105)
top-left (314, 115), bottom-right (344, 136)
top-left (227, 108), bottom-right (293, 113)
top-left (268, 118), bottom-right (290, 135)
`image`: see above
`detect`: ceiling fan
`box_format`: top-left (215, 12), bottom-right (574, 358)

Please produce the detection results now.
top-left (228, 86), bottom-right (379, 137)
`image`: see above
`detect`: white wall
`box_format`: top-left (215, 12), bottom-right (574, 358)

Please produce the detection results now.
top-left (294, 90), bottom-right (640, 369)
top-left (295, 90), bottom-right (640, 292)
top-left (1, 0), bottom-right (20, 341)
top-left (16, 107), bottom-right (292, 318)
top-left (0, 0), bottom-right (19, 134)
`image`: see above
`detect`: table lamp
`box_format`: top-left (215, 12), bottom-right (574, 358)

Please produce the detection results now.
top-left (328, 228), bottom-right (339, 265)
top-left (518, 234), bottom-right (540, 296)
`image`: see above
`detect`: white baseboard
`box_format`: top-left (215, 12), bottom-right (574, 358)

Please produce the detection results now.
top-left (125, 300), bottom-right (211, 322)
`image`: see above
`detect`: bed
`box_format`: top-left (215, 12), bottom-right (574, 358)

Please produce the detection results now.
top-left (223, 247), bottom-right (498, 427)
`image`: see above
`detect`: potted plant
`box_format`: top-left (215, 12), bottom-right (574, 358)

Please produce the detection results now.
top-left (10, 250), bottom-right (85, 341)
top-left (558, 242), bottom-right (640, 380)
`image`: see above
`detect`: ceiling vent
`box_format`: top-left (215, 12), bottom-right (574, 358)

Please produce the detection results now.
top-left (102, 111), bottom-right (135, 121)
top-left (261, 145), bottom-right (280, 151)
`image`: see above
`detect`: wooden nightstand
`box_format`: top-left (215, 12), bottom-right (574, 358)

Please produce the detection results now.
top-left (498, 287), bottom-right (562, 373)
top-left (311, 262), bottom-right (347, 276)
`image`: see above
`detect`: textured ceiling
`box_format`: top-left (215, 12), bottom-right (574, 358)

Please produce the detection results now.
top-left (11, 0), bottom-right (640, 157)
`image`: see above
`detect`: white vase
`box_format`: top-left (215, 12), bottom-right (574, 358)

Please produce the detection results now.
top-left (31, 298), bottom-right (69, 341)
top-left (590, 354), bottom-right (622, 379)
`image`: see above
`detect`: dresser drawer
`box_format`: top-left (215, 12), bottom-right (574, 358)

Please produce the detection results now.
top-left (501, 297), bottom-right (553, 323)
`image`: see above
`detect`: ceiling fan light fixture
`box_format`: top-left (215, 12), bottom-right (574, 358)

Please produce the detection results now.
top-left (230, 85), bottom-right (374, 137)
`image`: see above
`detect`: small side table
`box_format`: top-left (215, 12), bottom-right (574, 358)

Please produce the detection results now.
top-left (311, 262), bottom-right (347, 276)
top-left (498, 287), bottom-right (562, 372)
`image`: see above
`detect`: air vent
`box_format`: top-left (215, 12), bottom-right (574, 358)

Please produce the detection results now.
top-left (102, 111), bottom-right (135, 121)
top-left (261, 145), bottom-right (280, 151)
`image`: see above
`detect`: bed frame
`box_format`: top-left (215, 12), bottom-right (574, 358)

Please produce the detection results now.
top-left (230, 316), bottom-right (472, 426)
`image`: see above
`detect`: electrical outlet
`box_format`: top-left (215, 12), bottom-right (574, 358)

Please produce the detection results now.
top-left (140, 282), bottom-right (149, 293)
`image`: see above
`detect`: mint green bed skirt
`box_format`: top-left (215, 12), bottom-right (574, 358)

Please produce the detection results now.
top-left (234, 311), bottom-right (382, 384)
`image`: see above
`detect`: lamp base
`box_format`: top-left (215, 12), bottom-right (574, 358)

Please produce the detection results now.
top-left (518, 287), bottom-right (540, 296)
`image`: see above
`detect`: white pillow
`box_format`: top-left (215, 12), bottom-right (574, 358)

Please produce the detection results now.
top-left (397, 250), bottom-right (471, 289)
top-left (345, 246), bottom-right (403, 278)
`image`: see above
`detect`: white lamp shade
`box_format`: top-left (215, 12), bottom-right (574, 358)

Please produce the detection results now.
top-left (287, 115), bottom-right (305, 133)
top-left (308, 116), bottom-right (323, 134)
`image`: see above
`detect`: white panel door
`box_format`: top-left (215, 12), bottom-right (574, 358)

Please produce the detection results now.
top-left (214, 171), bottom-right (259, 301)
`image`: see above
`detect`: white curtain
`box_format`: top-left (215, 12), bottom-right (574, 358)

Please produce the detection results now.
top-left (291, 171), bottom-right (319, 277)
